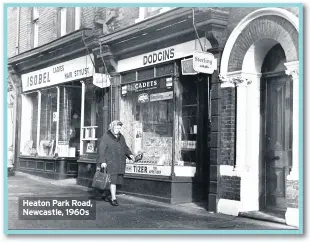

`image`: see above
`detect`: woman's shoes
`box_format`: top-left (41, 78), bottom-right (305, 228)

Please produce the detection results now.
top-left (110, 199), bottom-right (119, 206)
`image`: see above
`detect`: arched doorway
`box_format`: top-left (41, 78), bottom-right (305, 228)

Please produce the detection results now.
top-left (261, 44), bottom-right (293, 212)
top-left (218, 8), bottom-right (300, 226)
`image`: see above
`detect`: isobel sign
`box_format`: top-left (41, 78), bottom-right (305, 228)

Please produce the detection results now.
top-left (21, 55), bottom-right (94, 92)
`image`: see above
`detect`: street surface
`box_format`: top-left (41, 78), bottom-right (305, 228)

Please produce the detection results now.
top-left (7, 172), bottom-right (296, 231)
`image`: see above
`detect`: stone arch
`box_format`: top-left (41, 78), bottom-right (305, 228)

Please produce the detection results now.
top-left (228, 15), bottom-right (298, 72)
top-left (220, 8), bottom-right (299, 75)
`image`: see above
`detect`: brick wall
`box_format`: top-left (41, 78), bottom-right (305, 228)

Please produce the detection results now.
top-left (220, 87), bottom-right (236, 166)
top-left (286, 180), bottom-right (299, 208)
top-left (116, 8), bottom-right (139, 29)
top-left (38, 8), bottom-right (58, 46)
top-left (18, 7), bottom-right (31, 54)
top-left (7, 7), bottom-right (17, 58)
top-left (9, 7), bottom-right (105, 56)
top-left (81, 7), bottom-right (97, 29)
top-left (219, 175), bottom-right (240, 201)
top-left (7, 7), bottom-right (299, 58)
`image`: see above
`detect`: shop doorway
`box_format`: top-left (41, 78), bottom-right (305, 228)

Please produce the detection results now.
top-left (178, 71), bottom-right (210, 203)
top-left (261, 44), bottom-right (292, 212)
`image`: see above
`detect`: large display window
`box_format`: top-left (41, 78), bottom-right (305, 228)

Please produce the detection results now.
top-left (120, 62), bottom-right (198, 177)
top-left (19, 84), bottom-right (82, 158)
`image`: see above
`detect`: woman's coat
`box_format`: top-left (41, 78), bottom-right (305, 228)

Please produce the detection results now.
top-left (96, 130), bottom-right (133, 175)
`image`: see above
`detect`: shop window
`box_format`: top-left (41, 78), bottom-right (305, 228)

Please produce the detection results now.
top-left (20, 92), bottom-right (38, 156)
top-left (135, 7), bottom-right (173, 23)
top-left (19, 85), bottom-right (82, 158)
top-left (121, 78), bottom-right (174, 167)
top-left (80, 82), bottom-right (106, 157)
top-left (57, 87), bottom-right (82, 157)
top-left (175, 78), bottom-right (198, 167)
top-left (38, 88), bottom-right (57, 156)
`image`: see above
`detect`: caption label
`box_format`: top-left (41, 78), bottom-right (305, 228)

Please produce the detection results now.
top-left (18, 197), bottom-right (96, 220)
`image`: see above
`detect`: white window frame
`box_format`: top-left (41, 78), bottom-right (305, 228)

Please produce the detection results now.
top-left (32, 7), bottom-right (39, 48)
top-left (75, 7), bottom-right (81, 30)
top-left (60, 7), bottom-right (67, 36)
top-left (135, 7), bottom-right (173, 23)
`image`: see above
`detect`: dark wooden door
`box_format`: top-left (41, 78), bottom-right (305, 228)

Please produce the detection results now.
top-left (264, 74), bottom-right (292, 211)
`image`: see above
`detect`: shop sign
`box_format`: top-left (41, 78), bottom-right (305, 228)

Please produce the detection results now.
top-left (138, 93), bottom-right (149, 103)
top-left (193, 51), bottom-right (217, 74)
top-left (93, 73), bottom-right (110, 88)
top-left (150, 91), bottom-right (173, 102)
top-left (118, 38), bottom-right (207, 72)
top-left (127, 79), bottom-right (159, 93)
top-left (125, 164), bottom-right (171, 176)
top-left (21, 55), bottom-right (94, 92)
top-left (181, 58), bottom-right (198, 75)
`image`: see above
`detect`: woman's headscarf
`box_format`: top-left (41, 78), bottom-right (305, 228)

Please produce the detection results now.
top-left (108, 120), bottom-right (123, 135)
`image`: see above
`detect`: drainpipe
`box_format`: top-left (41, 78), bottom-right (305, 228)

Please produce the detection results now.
top-left (10, 7), bottom-right (20, 169)
top-left (15, 7), bottom-right (20, 55)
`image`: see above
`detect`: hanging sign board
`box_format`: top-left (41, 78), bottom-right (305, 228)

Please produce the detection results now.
top-left (193, 51), bottom-right (217, 74)
top-left (93, 73), bottom-right (111, 88)
top-left (181, 58), bottom-right (198, 75)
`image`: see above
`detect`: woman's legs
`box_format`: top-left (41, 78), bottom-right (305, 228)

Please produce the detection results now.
top-left (110, 184), bottom-right (117, 200)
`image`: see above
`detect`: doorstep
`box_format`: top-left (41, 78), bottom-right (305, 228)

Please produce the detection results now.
top-left (238, 210), bottom-right (286, 225)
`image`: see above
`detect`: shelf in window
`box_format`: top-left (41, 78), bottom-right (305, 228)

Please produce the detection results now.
top-left (82, 138), bottom-right (98, 141)
top-left (182, 104), bottom-right (197, 107)
top-left (181, 148), bottom-right (196, 151)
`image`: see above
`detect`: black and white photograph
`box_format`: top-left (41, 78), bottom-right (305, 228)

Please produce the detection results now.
top-left (4, 3), bottom-right (303, 235)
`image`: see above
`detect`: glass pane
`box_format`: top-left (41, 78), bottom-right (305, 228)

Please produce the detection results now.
top-left (121, 78), bottom-right (174, 168)
top-left (38, 88), bottom-right (57, 156)
top-left (57, 86), bottom-right (82, 157)
top-left (137, 67), bottom-right (154, 80)
top-left (20, 92), bottom-right (38, 156)
top-left (121, 71), bottom-right (136, 84)
top-left (82, 83), bottom-right (100, 155)
top-left (175, 78), bottom-right (198, 166)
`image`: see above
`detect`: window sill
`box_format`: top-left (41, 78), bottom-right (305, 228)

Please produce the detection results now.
top-left (18, 155), bottom-right (77, 161)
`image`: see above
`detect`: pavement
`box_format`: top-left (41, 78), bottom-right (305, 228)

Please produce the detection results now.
top-left (6, 172), bottom-right (297, 231)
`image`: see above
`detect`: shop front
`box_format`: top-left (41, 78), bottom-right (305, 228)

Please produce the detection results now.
top-left (8, 29), bottom-right (102, 180)
top-left (118, 43), bottom-right (211, 204)
top-left (96, 8), bottom-right (229, 204)
top-left (18, 54), bottom-right (94, 179)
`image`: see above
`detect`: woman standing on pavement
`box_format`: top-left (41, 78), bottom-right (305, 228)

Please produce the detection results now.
top-left (96, 120), bottom-right (135, 206)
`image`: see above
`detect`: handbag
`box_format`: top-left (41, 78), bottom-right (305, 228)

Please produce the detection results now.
top-left (92, 168), bottom-right (111, 190)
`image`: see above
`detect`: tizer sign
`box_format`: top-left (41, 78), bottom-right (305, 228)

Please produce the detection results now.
top-left (193, 51), bottom-right (217, 74)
